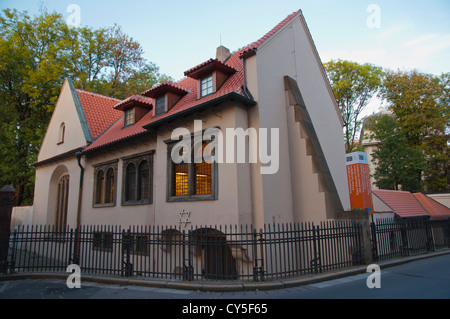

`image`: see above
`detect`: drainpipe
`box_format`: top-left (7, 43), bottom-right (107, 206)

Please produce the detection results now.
top-left (74, 151), bottom-right (84, 265)
top-left (75, 151), bottom-right (84, 229)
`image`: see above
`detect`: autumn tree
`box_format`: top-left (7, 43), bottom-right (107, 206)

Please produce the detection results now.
top-left (0, 8), bottom-right (170, 204)
top-left (380, 70), bottom-right (449, 192)
top-left (366, 114), bottom-right (426, 192)
top-left (324, 59), bottom-right (383, 153)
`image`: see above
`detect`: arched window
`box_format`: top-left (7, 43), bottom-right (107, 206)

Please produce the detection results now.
top-left (93, 160), bottom-right (118, 207)
top-left (121, 151), bottom-right (153, 205)
top-left (125, 163), bottom-right (136, 202)
top-left (58, 123), bottom-right (65, 144)
top-left (55, 174), bottom-right (69, 232)
top-left (105, 168), bottom-right (115, 204)
top-left (95, 170), bottom-right (105, 204)
top-left (137, 160), bottom-right (150, 201)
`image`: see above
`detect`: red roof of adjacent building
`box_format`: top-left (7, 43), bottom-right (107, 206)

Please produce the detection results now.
top-left (372, 189), bottom-right (429, 218)
top-left (76, 89), bottom-right (122, 140)
top-left (414, 193), bottom-right (450, 220)
top-left (372, 189), bottom-right (450, 220)
top-left (80, 10), bottom-right (303, 154)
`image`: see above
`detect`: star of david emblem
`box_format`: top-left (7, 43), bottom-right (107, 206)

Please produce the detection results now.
top-left (179, 209), bottom-right (191, 228)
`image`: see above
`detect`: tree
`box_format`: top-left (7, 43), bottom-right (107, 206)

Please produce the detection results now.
top-left (366, 114), bottom-right (426, 192)
top-left (380, 70), bottom-right (449, 192)
top-left (0, 8), bottom-right (170, 204)
top-left (324, 59), bottom-right (383, 153)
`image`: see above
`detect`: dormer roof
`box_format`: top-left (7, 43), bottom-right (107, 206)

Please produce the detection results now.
top-left (142, 81), bottom-right (189, 98)
top-left (113, 95), bottom-right (153, 111)
top-left (184, 58), bottom-right (236, 80)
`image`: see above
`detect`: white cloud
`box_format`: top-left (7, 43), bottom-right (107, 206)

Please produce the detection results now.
top-left (403, 34), bottom-right (438, 47)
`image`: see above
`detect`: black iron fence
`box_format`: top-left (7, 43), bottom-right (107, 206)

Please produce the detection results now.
top-left (1, 220), bottom-right (362, 282)
top-left (370, 218), bottom-right (450, 261)
top-left (2, 217), bottom-right (448, 282)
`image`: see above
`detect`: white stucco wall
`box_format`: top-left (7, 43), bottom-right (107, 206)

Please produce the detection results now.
top-left (37, 79), bottom-right (87, 162)
top-left (247, 13), bottom-right (350, 224)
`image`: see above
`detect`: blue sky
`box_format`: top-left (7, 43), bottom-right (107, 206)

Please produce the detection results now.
top-left (1, 0), bottom-right (449, 114)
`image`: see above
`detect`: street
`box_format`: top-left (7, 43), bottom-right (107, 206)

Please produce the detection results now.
top-left (0, 254), bottom-right (449, 301)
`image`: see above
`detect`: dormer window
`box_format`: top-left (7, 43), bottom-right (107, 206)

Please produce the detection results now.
top-left (184, 58), bottom-right (236, 100)
top-left (201, 75), bottom-right (213, 97)
top-left (113, 95), bottom-right (154, 128)
top-left (155, 96), bottom-right (165, 116)
top-left (142, 81), bottom-right (189, 117)
top-left (124, 108), bottom-right (134, 126)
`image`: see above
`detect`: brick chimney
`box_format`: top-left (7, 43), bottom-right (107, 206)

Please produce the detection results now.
top-left (216, 45), bottom-right (231, 63)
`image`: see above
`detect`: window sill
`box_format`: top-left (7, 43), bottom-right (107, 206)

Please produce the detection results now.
top-left (167, 194), bottom-right (216, 202)
top-left (122, 200), bottom-right (152, 206)
top-left (93, 203), bottom-right (116, 208)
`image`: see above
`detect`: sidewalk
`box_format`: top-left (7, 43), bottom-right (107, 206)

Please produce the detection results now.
top-left (1, 249), bottom-right (449, 292)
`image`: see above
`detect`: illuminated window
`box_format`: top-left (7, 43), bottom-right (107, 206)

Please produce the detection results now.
top-left (168, 141), bottom-right (216, 201)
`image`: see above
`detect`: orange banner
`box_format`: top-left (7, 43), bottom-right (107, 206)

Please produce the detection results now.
top-left (346, 152), bottom-right (373, 213)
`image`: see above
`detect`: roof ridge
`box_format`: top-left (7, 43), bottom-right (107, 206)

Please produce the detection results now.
top-left (372, 191), bottom-right (395, 211)
top-left (411, 193), bottom-right (431, 217)
top-left (76, 88), bottom-right (122, 101)
top-left (240, 10), bottom-right (302, 58)
top-left (415, 193), bottom-right (450, 212)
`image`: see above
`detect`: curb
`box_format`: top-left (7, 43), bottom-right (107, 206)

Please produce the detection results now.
top-left (1, 249), bottom-right (449, 292)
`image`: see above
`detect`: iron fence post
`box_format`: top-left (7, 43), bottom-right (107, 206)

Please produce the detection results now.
top-left (311, 224), bottom-right (321, 274)
top-left (183, 229), bottom-right (194, 281)
top-left (370, 222), bottom-right (378, 262)
top-left (400, 220), bottom-right (409, 257)
top-left (7, 228), bottom-right (17, 274)
top-left (122, 228), bottom-right (133, 277)
top-left (252, 228), bottom-right (265, 282)
top-left (425, 219), bottom-right (434, 252)
top-left (70, 228), bottom-right (80, 265)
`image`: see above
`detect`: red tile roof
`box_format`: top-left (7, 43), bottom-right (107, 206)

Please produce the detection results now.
top-left (372, 189), bottom-right (429, 218)
top-left (240, 10), bottom-right (302, 58)
top-left (113, 95), bottom-right (153, 111)
top-left (81, 10), bottom-right (302, 154)
top-left (142, 81), bottom-right (189, 98)
top-left (76, 89), bottom-right (123, 140)
top-left (82, 46), bottom-right (250, 154)
top-left (414, 193), bottom-right (450, 220)
top-left (184, 58), bottom-right (237, 79)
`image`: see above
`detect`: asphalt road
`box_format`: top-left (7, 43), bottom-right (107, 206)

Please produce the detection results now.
top-left (0, 253), bottom-right (448, 314)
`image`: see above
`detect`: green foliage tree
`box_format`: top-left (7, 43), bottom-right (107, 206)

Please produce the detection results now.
top-left (380, 70), bottom-right (449, 192)
top-left (0, 8), bottom-right (170, 205)
top-left (366, 114), bottom-right (426, 192)
top-left (324, 59), bottom-right (384, 153)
